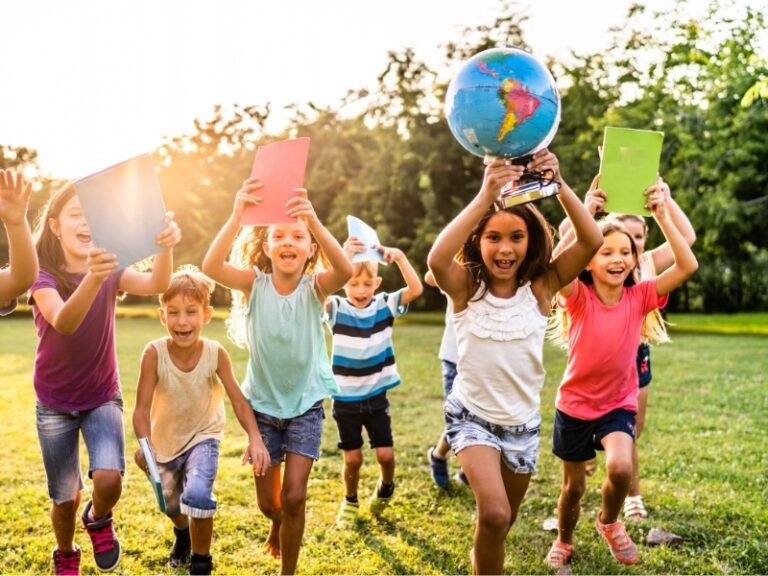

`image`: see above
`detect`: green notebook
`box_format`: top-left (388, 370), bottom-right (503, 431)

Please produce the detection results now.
top-left (599, 127), bottom-right (664, 216)
top-left (138, 438), bottom-right (167, 513)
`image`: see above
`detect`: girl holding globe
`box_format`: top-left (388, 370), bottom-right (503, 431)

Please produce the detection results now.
top-left (427, 149), bottom-right (602, 575)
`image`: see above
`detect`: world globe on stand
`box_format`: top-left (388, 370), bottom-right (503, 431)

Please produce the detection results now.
top-left (445, 46), bottom-right (561, 159)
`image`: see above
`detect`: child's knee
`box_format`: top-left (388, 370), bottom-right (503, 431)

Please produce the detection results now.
top-left (281, 485), bottom-right (308, 514)
top-left (606, 459), bottom-right (632, 486)
top-left (562, 477), bottom-right (587, 501)
top-left (91, 469), bottom-right (122, 492)
top-left (343, 449), bottom-right (364, 469)
top-left (375, 447), bottom-right (395, 468)
top-left (478, 504), bottom-right (512, 534)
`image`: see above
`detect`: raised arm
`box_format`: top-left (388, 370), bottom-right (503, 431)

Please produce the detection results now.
top-left (380, 247), bottom-right (423, 305)
top-left (201, 178), bottom-right (261, 294)
top-left (534, 153), bottom-right (602, 299)
top-left (0, 169), bottom-right (37, 302)
top-left (427, 158), bottom-right (524, 307)
top-left (645, 178), bottom-right (696, 273)
top-left (286, 189), bottom-right (353, 299)
top-left (119, 211), bottom-right (181, 295)
top-left (648, 190), bottom-right (698, 297)
top-left (216, 346), bottom-right (270, 476)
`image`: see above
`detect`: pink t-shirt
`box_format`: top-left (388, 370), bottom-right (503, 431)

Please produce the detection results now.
top-left (556, 279), bottom-right (667, 420)
top-left (30, 268), bottom-right (124, 412)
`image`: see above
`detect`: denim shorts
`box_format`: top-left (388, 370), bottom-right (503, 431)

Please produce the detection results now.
top-left (441, 360), bottom-right (458, 399)
top-left (158, 438), bottom-right (219, 519)
top-left (637, 343), bottom-right (652, 388)
top-left (255, 401), bottom-right (324, 466)
top-left (36, 393), bottom-right (125, 504)
top-left (444, 393), bottom-right (541, 474)
top-left (552, 408), bottom-right (637, 462)
top-left (333, 392), bottom-right (392, 450)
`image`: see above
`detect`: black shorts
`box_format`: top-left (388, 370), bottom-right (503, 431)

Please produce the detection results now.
top-left (552, 408), bottom-right (636, 462)
top-left (637, 343), bottom-right (652, 388)
top-left (332, 391), bottom-right (393, 451)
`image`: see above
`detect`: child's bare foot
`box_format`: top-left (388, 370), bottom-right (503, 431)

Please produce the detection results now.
top-left (264, 523), bottom-right (280, 559)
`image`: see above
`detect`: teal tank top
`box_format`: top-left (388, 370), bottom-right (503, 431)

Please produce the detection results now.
top-left (241, 269), bottom-right (338, 419)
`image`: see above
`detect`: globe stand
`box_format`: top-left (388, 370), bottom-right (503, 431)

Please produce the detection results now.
top-left (496, 155), bottom-right (561, 208)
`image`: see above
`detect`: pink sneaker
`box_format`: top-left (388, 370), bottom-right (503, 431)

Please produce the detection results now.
top-left (545, 540), bottom-right (573, 569)
top-left (52, 546), bottom-right (81, 576)
top-left (81, 500), bottom-right (121, 572)
top-left (595, 515), bottom-right (638, 565)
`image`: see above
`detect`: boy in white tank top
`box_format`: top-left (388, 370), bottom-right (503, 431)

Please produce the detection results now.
top-left (132, 267), bottom-right (269, 575)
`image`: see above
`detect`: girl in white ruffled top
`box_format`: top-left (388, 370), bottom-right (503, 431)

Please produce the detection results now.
top-left (427, 150), bottom-right (602, 575)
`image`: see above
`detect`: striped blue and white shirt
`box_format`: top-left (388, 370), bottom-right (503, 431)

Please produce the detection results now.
top-left (326, 290), bottom-right (408, 401)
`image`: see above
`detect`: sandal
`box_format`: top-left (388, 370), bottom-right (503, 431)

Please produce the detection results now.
top-left (623, 495), bottom-right (648, 520)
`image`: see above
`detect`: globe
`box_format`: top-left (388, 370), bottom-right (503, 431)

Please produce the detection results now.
top-left (444, 46), bottom-right (561, 159)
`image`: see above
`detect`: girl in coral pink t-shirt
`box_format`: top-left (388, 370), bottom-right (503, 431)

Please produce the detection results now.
top-left (545, 185), bottom-right (698, 570)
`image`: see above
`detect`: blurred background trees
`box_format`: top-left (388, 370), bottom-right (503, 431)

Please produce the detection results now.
top-left (3, 0), bottom-right (766, 312)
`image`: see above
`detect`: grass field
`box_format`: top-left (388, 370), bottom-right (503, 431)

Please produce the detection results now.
top-left (0, 315), bottom-right (766, 574)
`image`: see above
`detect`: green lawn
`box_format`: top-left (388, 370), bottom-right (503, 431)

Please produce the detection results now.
top-left (0, 317), bottom-right (766, 574)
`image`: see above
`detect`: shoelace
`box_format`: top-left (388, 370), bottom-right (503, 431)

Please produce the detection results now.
top-left (54, 550), bottom-right (80, 575)
top-left (87, 524), bottom-right (116, 554)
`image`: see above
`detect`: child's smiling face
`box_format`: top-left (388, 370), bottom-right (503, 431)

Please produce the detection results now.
top-left (263, 221), bottom-right (316, 276)
top-left (587, 231), bottom-right (637, 288)
top-left (344, 270), bottom-right (382, 309)
top-left (160, 293), bottom-right (212, 349)
top-left (49, 195), bottom-right (93, 265)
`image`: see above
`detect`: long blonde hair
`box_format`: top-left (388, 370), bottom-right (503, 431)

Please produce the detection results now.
top-left (225, 222), bottom-right (328, 347)
top-left (548, 219), bottom-right (669, 348)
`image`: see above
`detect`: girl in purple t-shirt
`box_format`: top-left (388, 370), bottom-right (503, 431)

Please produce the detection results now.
top-left (545, 186), bottom-right (698, 570)
top-left (29, 182), bottom-right (180, 575)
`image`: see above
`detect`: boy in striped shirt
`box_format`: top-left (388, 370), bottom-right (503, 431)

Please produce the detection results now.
top-left (326, 237), bottom-right (423, 527)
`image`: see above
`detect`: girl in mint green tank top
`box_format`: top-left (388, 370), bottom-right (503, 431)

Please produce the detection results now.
top-left (202, 177), bottom-right (352, 574)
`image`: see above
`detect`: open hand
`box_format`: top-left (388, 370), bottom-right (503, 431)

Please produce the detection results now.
top-left (0, 169), bottom-right (32, 226)
top-left (232, 178), bottom-right (263, 220)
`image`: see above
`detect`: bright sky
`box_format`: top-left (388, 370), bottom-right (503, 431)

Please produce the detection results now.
top-left (0, 0), bottom-right (736, 178)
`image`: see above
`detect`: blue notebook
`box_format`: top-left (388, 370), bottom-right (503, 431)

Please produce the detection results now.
top-left (138, 438), bottom-right (167, 513)
top-left (74, 154), bottom-right (167, 269)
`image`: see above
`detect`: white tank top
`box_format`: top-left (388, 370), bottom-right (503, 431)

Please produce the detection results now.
top-left (452, 282), bottom-right (547, 426)
top-left (150, 337), bottom-right (226, 462)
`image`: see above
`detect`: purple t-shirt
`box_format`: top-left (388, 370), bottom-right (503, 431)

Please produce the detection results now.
top-left (30, 268), bottom-right (124, 411)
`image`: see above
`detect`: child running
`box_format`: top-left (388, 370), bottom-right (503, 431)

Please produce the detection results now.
top-left (0, 169), bottom-right (38, 314)
top-left (565, 176), bottom-right (696, 520)
top-left (132, 267), bottom-right (270, 575)
top-left (424, 271), bottom-right (467, 488)
top-left (326, 238), bottom-right (422, 527)
top-left (29, 182), bottom-right (180, 575)
top-left (202, 177), bottom-right (352, 575)
top-left (427, 150), bottom-right (603, 575)
top-left (545, 182), bottom-right (698, 569)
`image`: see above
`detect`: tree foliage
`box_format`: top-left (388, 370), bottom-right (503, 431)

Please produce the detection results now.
top-left (4, 0), bottom-right (766, 311)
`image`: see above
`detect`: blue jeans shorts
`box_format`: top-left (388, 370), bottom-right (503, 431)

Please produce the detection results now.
top-left (255, 400), bottom-right (324, 466)
top-left (158, 438), bottom-right (219, 519)
top-left (444, 393), bottom-right (541, 474)
top-left (552, 408), bottom-right (637, 462)
top-left (441, 360), bottom-right (458, 398)
top-left (36, 393), bottom-right (125, 504)
top-left (333, 391), bottom-right (393, 450)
